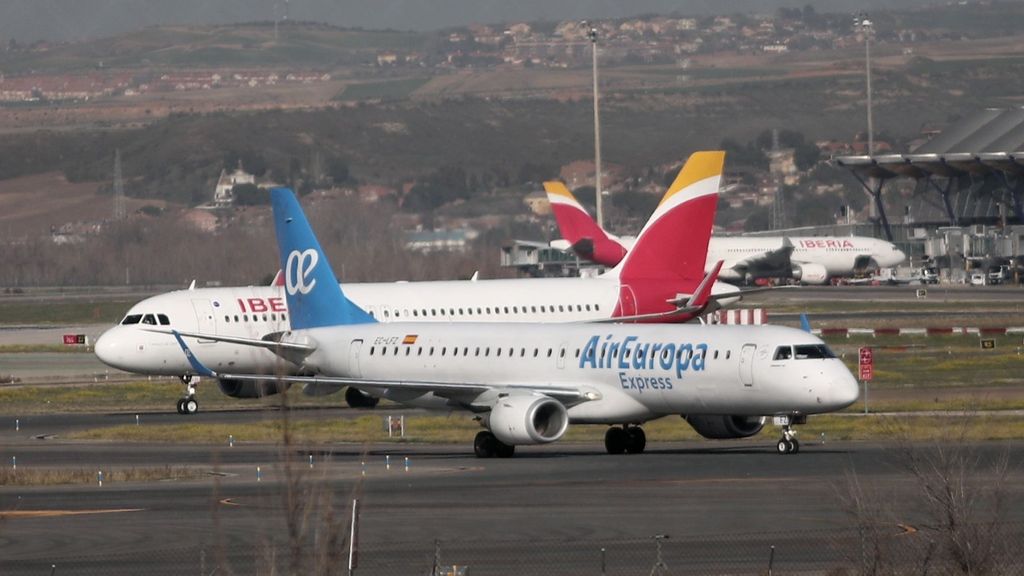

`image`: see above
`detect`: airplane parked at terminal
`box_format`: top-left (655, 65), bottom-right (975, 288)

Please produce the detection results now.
top-left (544, 181), bottom-right (906, 284)
top-left (164, 187), bottom-right (859, 457)
top-left (96, 152), bottom-right (743, 413)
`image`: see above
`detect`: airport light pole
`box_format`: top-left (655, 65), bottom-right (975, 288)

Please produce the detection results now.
top-left (855, 14), bottom-right (874, 156)
top-left (583, 21), bottom-right (605, 231)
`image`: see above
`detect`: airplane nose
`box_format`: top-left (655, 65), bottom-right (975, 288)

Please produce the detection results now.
top-left (94, 328), bottom-right (128, 370)
top-left (830, 371), bottom-right (860, 410)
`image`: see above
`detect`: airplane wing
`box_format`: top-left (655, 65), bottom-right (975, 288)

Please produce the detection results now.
top-left (728, 237), bottom-right (795, 276)
top-left (169, 331), bottom-right (598, 408)
top-left (144, 327), bottom-right (315, 354)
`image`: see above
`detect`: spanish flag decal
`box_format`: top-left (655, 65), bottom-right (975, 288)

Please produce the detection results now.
top-left (402, 334), bottom-right (418, 345)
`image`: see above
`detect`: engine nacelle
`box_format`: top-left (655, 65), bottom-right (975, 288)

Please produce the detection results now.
top-left (793, 262), bottom-right (828, 285)
top-left (684, 415), bottom-right (765, 439)
top-left (217, 378), bottom-right (290, 399)
top-left (485, 394), bottom-right (569, 446)
top-left (345, 387), bottom-right (380, 409)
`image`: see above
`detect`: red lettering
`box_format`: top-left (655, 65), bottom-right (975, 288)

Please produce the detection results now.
top-left (843, 240), bottom-right (853, 248)
top-left (269, 297), bottom-right (287, 312)
top-left (237, 298), bottom-right (246, 312)
top-left (248, 298), bottom-right (268, 313)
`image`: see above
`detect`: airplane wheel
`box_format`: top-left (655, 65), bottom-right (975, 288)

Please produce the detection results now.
top-left (495, 441), bottom-right (516, 458)
top-left (777, 439), bottom-right (790, 454)
top-left (184, 397), bottom-right (199, 415)
top-left (474, 431), bottom-right (497, 458)
top-left (625, 427), bottom-right (647, 454)
top-left (789, 438), bottom-right (800, 454)
top-left (176, 399), bottom-right (186, 415)
top-left (604, 427), bottom-right (628, 455)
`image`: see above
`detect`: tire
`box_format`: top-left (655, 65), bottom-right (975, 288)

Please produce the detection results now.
top-left (789, 438), bottom-right (800, 454)
top-left (777, 439), bottom-right (790, 454)
top-left (604, 427), bottom-right (628, 455)
top-left (495, 441), bottom-right (516, 458)
top-left (184, 398), bottom-right (199, 415)
top-left (625, 427), bottom-right (647, 454)
top-left (474, 431), bottom-right (496, 458)
top-left (176, 399), bottom-right (186, 415)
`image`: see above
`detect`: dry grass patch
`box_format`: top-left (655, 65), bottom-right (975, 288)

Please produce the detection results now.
top-left (0, 465), bottom-right (207, 486)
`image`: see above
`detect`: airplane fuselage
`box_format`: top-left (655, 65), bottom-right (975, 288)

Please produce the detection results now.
top-left (295, 322), bottom-right (859, 423)
top-left (96, 278), bottom-right (740, 376)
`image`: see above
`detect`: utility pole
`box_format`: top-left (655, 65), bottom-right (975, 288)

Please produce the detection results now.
top-left (582, 21), bottom-right (605, 231)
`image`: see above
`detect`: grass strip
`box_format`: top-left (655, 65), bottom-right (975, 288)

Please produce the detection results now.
top-left (0, 465), bottom-right (207, 486)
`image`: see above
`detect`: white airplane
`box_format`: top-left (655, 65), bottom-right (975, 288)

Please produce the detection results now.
top-left (160, 187), bottom-right (859, 457)
top-left (544, 181), bottom-right (907, 284)
top-left (96, 152), bottom-right (743, 413)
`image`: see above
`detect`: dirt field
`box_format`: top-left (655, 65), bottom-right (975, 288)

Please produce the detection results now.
top-left (0, 173), bottom-right (167, 238)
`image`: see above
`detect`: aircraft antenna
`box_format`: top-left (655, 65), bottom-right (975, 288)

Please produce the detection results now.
top-left (113, 148), bottom-right (127, 221)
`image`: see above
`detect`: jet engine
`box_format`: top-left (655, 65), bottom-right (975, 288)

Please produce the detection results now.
top-left (684, 415), bottom-right (765, 439)
top-left (345, 387), bottom-right (380, 408)
top-left (217, 378), bottom-right (290, 399)
top-left (793, 262), bottom-right (828, 285)
top-left (485, 394), bottom-right (569, 445)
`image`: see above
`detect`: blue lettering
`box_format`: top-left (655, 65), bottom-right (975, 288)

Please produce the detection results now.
top-left (631, 343), bottom-right (649, 370)
top-left (659, 344), bottom-right (676, 370)
top-left (618, 336), bottom-right (637, 370)
top-left (580, 336), bottom-right (599, 369)
top-left (676, 343), bottom-right (693, 378)
top-left (693, 344), bottom-right (708, 371)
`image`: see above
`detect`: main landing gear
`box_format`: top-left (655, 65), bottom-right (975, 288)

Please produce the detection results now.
top-left (473, 431), bottom-right (515, 458)
top-left (604, 425), bottom-right (646, 454)
top-left (176, 374), bottom-right (199, 415)
top-left (775, 415), bottom-right (806, 454)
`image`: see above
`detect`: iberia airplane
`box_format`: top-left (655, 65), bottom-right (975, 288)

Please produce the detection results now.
top-left (161, 187), bottom-right (858, 457)
top-left (544, 181), bottom-right (906, 284)
top-left (96, 151), bottom-right (740, 413)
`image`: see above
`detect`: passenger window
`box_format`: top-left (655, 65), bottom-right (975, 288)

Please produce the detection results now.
top-left (454, 347), bottom-right (459, 357)
top-left (575, 349), bottom-right (580, 358)
top-left (413, 310), bottom-right (419, 317)
top-left (442, 347), bottom-right (447, 356)
top-left (595, 304), bottom-right (600, 311)
top-left (417, 347), bottom-right (423, 356)
top-left (475, 347), bottom-right (480, 357)
top-left (504, 307), bottom-right (510, 314)
top-left (485, 347), bottom-right (490, 356)
top-left (234, 315), bottom-right (240, 322)
top-left (394, 347), bottom-right (399, 355)
top-left (271, 314), bottom-right (277, 321)
top-left (558, 305), bottom-right (564, 312)
top-left (714, 350), bottom-right (719, 359)
top-left (774, 346), bottom-right (793, 361)
top-left (726, 350), bottom-right (731, 359)
top-left (158, 314), bottom-right (170, 325)
top-left (382, 347), bottom-right (387, 356)
top-left (430, 347), bottom-right (435, 355)
top-left (263, 314), bottom-right (268, 321)
top-left (405, 348), bottom-right (410, 356)
top-left (142, 314), bottom-right (156, 325)
top-left (547, 349), bottom-right (552, 357)
top-left (531, 306), bottom-right (537, 313)
top-left (533, 348), bottom-right (539, 357)
top-left (224, 315), bottom-right (230, 323)
top-left (540, 306), bottom-right (546, 313)
top-left (463, 347), bottom-right (469, 356)
top-left (585, 304), bottom-right (591, 312)
top-left (121, 314), bottom-right (143, 325)
top-left (282, 314), bottom-right (287, 322)
top-left (486, 308), bottom-right (491, 314)
top-left (496, 348), bottom-right (502, 357)
top-left (370, 346), bottom-right (375, 355)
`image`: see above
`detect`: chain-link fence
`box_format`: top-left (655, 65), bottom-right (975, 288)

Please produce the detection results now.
top-left (4, 524), bottom-right (1024, 576)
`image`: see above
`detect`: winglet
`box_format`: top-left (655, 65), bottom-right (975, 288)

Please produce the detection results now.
top-left (171, 330), bottom-right (217, 378)
top-left (684, 260), bottom-right (724, 311)
top-left (271, 270), bottom-right (285, 287)
top-left (800, 313), bottom-right (812, 333)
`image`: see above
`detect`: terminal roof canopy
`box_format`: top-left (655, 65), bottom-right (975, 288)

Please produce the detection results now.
top-left (835, 107), bottom-right (1024, 179)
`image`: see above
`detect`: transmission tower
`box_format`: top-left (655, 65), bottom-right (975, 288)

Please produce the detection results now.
top-left (113, 149), bottom-right (127, 221)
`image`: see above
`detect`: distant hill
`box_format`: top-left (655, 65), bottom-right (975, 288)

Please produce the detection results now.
top-left (4, 0), bottom-right (935, 43)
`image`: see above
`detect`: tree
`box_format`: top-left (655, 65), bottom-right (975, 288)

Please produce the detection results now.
top-left (231, 183), bottom-right (268, 206)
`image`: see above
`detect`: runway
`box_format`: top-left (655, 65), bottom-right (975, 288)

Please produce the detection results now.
top-left (1, 408), bottom-right (1022, 575)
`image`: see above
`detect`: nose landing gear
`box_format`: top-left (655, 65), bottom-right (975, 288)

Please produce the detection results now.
top-left (774, 414), bottom-right (806, 454)
top-left (176, 374), bottom-right (200, 415)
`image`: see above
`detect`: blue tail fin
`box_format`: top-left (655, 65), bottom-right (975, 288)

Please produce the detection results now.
top-left (271, 188), bottom-right (376, 329)
top-left (800, 313), bottom-right (812, 333)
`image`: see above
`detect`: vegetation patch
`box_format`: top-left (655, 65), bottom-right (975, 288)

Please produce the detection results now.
top-left (0, 465), bottom-right (206, 486)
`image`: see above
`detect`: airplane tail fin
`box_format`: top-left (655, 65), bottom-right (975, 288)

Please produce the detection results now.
top-left (605, 151), bottom-right (724, 281)
top-left (543, 181), bottom-right (627, 266)
top-left (271, 188), bottom-right (376, 329)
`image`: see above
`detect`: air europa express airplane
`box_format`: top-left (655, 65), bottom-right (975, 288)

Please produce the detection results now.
top-left (544, 181), bottom-right (906, 284)
top-left (96, 151), bottom-right (743, 413)
top-left (161, 188), bottom-right (859, 457)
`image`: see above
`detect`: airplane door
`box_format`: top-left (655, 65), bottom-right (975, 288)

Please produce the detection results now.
top-left (349, 339), bottom-right (363, 378)
top-left (616, 285), bottom-right (638, 317)
top-left (739, 344), bottom-right (756, 387)
top-left (190, 299), bottom-right (217, 343)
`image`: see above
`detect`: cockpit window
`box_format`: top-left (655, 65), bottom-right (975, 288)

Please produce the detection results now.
top-left (141, 314), bottom-right (157, 325)
top-left (121, 314), bottom-right (142, 325)
top-left (157, 314), bottom-right (170, 326)
top-left (773, 346), bottom-right (792, 361)
top-left (794, 344), bottom-right (836, 359)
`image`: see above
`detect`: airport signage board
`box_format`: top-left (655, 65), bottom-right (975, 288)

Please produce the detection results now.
top-left (858, 346), bottom-right (873, 381)
top-left (63, 334), bottom-right (87, 345)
